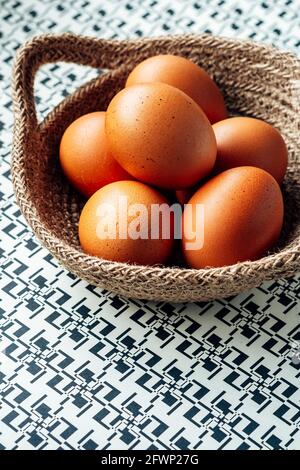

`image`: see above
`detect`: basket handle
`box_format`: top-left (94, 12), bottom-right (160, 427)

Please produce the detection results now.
top-left (12, 33), bottom-right (141, 130)
top-left (12, 33), bottom-right (213, 132)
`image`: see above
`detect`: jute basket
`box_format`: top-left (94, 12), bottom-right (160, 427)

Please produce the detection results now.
top-left (11, 33), bottom-right (300, 302)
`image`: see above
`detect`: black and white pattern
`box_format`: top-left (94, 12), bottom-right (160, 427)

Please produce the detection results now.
top-left (0, 0), bottom-right (300, 450)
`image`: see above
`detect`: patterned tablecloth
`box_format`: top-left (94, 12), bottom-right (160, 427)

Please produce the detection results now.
top-left (0, 0), bottom-right (300, 451)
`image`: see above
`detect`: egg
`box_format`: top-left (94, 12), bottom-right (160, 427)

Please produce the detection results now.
top-left (79, 180), bottom-right (174, 265)
top-left (126, 54), bottom-right (227, 124)
top-left (175, 189), bottom-right (195, 205)
top-left (213, 117), bottom-right (288, 184)
top-left (59, 112), bottom-right (131, 197)
top-left (182, 167), bottom-right (284, 268)
top-left (105, 83), bottom-right (217, 190)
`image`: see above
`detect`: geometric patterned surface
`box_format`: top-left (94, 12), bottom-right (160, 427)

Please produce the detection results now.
top-left (0, 0), bottom-right (299, 450)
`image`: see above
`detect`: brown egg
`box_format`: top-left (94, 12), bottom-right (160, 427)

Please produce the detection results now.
top-left (126, 54), bottom-right (227, 124)
top-left (182, 167), bottom-right (284, 268)
top-left (105, 83), bottom-right (216, 190)
top-left (213, 117), bottom-right (288, 184)
top-left (79, 180), bottom-right (174, 265)
top-left (59, 112), bottom-right (131, 197)
top-left (175, 188), bottom-right (195, 205)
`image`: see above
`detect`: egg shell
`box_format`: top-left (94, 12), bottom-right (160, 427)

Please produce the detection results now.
top-left (182, 166), bottom-right (284, 268)
top-left (213, 117), bottom-right (288, 184)
top-left (175, 188), bottom-right (195, 205)
top-left (126, 54), bottom-right (227, 124)
top-left (79, 180), bottom-right (174, 265)
top-left (59, 112), bottom-right (131, 197)
top-left (105, 82), bottom-right (217, 190)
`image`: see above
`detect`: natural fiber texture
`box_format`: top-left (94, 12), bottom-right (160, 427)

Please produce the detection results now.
top-left (11, 33), bottom-right (300, 302)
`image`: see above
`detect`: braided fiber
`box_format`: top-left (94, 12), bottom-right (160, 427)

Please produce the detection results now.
top-left (11, 33), bottom-right (300, 302)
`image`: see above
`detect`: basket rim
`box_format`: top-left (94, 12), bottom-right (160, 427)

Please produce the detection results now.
top-left (11, 32), bottom-right (300, 286)
top-left (15, 31), bottom-right (300, 66)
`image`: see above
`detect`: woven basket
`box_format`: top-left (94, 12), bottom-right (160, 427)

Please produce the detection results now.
top-left (11, 33), bottom-right (300, 302)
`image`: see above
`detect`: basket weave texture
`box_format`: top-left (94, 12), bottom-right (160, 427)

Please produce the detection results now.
top-left (11, 33), bottom-right (300, 302)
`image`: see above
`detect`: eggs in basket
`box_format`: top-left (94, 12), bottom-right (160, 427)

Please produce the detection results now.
top-left (59, 54), bottom-right (287, 268)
